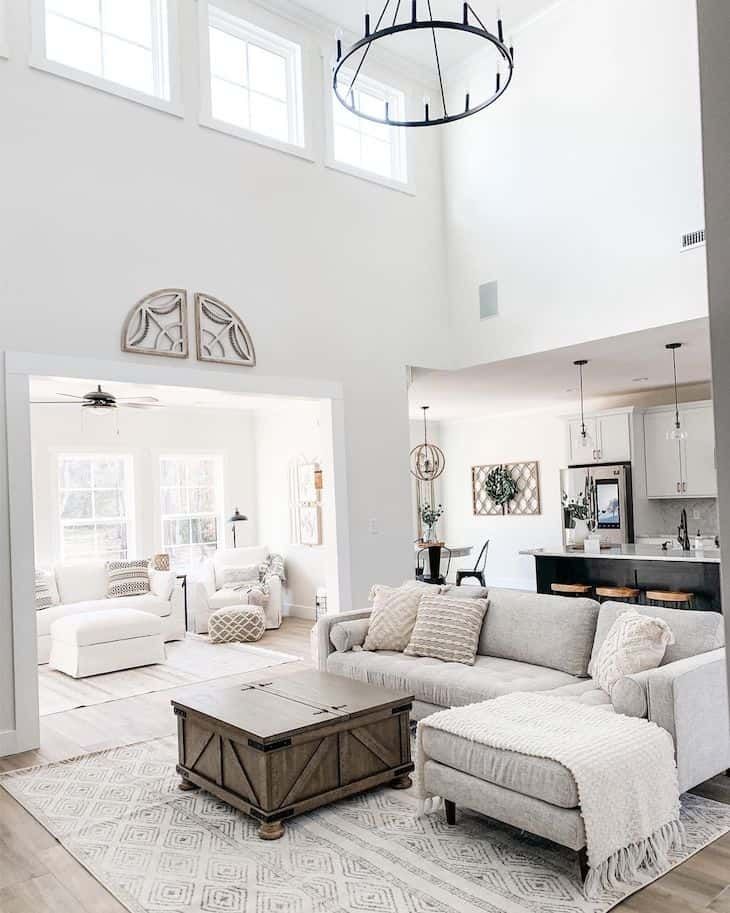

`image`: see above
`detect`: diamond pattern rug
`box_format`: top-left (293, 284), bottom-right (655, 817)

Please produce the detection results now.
top-left (2, 736), bottom-right (729, 913)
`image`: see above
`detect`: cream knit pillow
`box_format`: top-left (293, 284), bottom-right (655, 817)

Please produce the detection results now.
top-left (405, 594), bottom-right (489, 666)
top-left (590, 608), bottom-right (675, 695)
top-left (363, 585), bottom-right (425, 652)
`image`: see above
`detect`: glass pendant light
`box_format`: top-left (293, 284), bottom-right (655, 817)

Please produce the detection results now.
top-left (666, 343), bottom-right (688, 441)
top-left (574, 360), bottom-right (594, 451)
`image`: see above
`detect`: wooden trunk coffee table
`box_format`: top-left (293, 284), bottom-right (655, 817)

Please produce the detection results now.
top-left (172, 669), bottom-right (414, 839)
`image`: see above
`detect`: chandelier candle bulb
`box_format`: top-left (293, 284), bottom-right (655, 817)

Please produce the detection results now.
top-left (498, 17), bottom-right (504, 42)
top-left (423, 95), bottom-right (430, 120)
top-left (463, 2), bottom-right (469, 25)
top-left (412, 0), bottom-right (418, 24)
top-left (496, 69), bottom-right (501, 92)
top-left (365, 13), bottom-right (371, 35)
top-left (465, 91), bottom-right (471, 112)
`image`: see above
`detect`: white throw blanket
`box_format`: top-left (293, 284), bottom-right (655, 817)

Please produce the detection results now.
top-left (416, 692), bottom-right (683, 896)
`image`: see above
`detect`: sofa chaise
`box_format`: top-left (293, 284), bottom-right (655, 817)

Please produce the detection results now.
top-left (315, 588), bottom-right (730, 820)
top-left (36, 560), bottom-right (185, 664)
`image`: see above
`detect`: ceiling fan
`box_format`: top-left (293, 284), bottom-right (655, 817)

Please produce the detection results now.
top-left (32, 384), bottom-right (162, 411)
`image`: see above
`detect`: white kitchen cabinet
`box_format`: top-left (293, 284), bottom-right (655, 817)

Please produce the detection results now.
top-left (567, 412), bottom-right (631, 464)
top-left (681, 405), bottom-right (718, 497)
top-left (643, 402), bottom-right (717, 498)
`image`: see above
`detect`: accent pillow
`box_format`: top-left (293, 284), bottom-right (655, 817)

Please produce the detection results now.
top-left (107, 560), bottom-right (151, 598)
top-left (368, 579), bottom-right (444, 603)
top-left (363, 585), bottom-right (425, 652)
top-left (330, 619), bottom-right (371, 653)
top-left (222, 565), bottom-right (261, 589)
top-left (34, 570), bottom-right (59, 611)
top-left (405, 594), bottom-right (489, 666)
top-left (590, 608), bottom-right (675, 695)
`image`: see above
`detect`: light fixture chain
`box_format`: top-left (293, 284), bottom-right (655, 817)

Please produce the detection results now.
top-left (465, 2), bottom-right (488, 31)
top-left (426, 0), bottom-right (448, 118)
top-left (673, 347), bottom-right (680, 428)
top-left (348, 0), bottom-right (392, 98)
top-left (391, 0), bottom-right (401, 26)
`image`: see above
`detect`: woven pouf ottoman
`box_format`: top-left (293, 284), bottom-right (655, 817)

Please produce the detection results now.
top-left (208, 605), bottom-right (266, 644)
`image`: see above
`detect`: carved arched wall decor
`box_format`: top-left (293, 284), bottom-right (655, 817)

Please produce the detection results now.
top-left (195, 293), bottom-right (256, 367)
top-left (121, 289), bottom-right (189, 358)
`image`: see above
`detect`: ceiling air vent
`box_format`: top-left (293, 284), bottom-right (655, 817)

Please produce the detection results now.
top-left (479, 281), bottom-right (499, 319)
top-left (681, 229), bottom-right (705, 252)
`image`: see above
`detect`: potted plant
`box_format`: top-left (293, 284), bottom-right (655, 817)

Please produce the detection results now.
top-left (421, 503), bottom-right (444, 543)
top-left (561, 488), bottom-right (596, 547)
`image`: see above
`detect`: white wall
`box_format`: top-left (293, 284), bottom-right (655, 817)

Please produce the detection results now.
top-left (443, 0), bottom-right (708, 368)
top-left (29, 404), bottom-right (259, 567)
top-left (254, 403), bottom-right (329, 618)
top-left (0, 1), bottom-right (450, 748)
top-left (696, 0), bottom-right (730, 708)
top-left (438, 412), bottom-right (568, 591)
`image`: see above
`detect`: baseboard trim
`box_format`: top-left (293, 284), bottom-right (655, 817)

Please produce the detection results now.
top-left (284, 602), bottom-right (316, 620)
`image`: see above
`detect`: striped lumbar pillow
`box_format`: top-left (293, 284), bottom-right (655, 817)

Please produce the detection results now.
top-left (107, 559), bottom-right (150, 598)
top-left (405, 594), bottom-right (489, 665)
top-left (34, 570), bottom-right (59, 611)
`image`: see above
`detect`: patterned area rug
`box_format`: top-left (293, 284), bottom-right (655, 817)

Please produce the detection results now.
top-left (2, 737), bottom-right (729, 913)
top-left (39, 636), bottom-right (299, 715)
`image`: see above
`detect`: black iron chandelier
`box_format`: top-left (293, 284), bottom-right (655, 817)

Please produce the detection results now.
top-left (333, 2), bottom-right (515, 128)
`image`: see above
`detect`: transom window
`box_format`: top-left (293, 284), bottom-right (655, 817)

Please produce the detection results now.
top-left (160, 455), bottom-right (223, 567)
top-left (40, 0), bottom-right (171, 99)
top-left (205, 5), bottom-right (304, 147)
top-left (332, 73), bottom-right (407, 183)
top-left (57, 454), bottom-right (133, 561)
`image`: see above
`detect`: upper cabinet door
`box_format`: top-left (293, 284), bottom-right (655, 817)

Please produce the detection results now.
top-left (644, 410), bottom-right (683, 498)
top-left (568, 418), bottom-right (599, 464)
top-left (680, 404), bottom-right (718, 498)
top-left (595, 413), bottom-right (631, 463)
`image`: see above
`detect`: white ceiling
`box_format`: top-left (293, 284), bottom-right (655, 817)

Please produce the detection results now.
top-left (409, 318), bottom-right (713, 421)
top-left (296, 0), bottom-right (556, 69)
top-left (29, 377), bottom-right (320, 413)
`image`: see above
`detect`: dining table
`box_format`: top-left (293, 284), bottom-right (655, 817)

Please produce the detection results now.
top-left (414, 542), bottom-right (473, 582)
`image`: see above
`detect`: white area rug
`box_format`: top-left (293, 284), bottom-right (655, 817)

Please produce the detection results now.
top-left (2, 737), bottom-right (729, 913)
top-left (38, 635), bottom-right (299, 716)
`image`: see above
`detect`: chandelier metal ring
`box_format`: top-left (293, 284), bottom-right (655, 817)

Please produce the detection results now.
top-left (333, 3), bottom-right (515, 129)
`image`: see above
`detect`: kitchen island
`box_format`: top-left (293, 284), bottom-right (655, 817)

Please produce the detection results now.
top-left (521, 545), bottom-right (722, 612)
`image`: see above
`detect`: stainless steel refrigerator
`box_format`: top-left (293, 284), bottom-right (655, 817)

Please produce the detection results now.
top-left (561, 462), bottom-right (634, 546)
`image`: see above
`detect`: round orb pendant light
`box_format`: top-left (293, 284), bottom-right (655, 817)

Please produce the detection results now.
top-left (410, 406), bottom-right (445, 482)
top-left (573, 359), bottom-right (594, 452)
top-left (333, 2), bottom-right (515, 128)
top-left (666, 343), bottom-right (688, 442)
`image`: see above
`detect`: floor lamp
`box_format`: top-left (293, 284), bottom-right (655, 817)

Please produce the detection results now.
top-left (230, 508), bottom-right (248, 547)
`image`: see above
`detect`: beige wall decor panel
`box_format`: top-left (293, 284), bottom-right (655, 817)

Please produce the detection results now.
top-left (121, 289), bottom-right (189, 358)
top-left (195, 294), bottom-right (256, 367)
top-left (472, 462), bottom-right (541, 516)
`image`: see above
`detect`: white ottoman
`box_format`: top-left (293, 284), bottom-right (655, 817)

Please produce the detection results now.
top-left (49, 609), bottom-right (165, 678)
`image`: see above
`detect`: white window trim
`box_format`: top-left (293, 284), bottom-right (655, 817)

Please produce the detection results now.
top-left (29, 0), bottom-right (183, 118)
top-left (159, 452), bottom-right (225, 565)
top-left (54, 451), bottom-right (137, 562)
top-left (198, 1), bottom-right (313, 163)
top-left (323, 55), bottom-right (415, 195)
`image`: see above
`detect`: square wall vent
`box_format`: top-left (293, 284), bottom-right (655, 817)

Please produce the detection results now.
top-left (479, 281), bottom-right (499, 319)
top-left (681, 229), bottom-right (705, 252)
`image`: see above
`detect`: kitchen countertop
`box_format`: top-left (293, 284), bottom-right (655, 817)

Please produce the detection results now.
top-left (520, 545), bottom-right (722, 564)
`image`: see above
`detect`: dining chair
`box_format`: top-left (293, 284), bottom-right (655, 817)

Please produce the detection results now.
top-left (456, 540), bottom-right (489, 587)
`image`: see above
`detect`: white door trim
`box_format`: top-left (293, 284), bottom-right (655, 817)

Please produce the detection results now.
top-left (2, 350), bottom-right (351, 757)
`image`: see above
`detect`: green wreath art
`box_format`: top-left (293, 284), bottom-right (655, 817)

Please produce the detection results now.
top-left (485, 466), bottom-right (518, 507)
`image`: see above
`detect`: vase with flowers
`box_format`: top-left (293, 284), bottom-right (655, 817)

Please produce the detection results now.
top-left (562, 487), bottom-right (596, 548)
top-left (421, 503), bottom-right (444, 543)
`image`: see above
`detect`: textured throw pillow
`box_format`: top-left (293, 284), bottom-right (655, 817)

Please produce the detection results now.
top-left (330, 619), bottom-right (371, 653)
top-left (590, 608), bottom-right (675, 695)
top-left (34, 570), bottom-right (59, 611)
top-left (405, 594), bottom-right (489, 665)
top-left (107, 560), bottom-right (151, 598)
top-left (363, 585), bottom-right (425, 652)
top-left (222, 565), bottom-right (261, 589)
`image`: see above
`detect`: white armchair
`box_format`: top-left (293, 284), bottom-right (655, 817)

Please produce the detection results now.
top-left (187, 546), bottom-right (284, 634)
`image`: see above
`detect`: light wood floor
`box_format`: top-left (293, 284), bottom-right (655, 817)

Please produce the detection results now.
top-left (1, 617), bottom-right (728, 913)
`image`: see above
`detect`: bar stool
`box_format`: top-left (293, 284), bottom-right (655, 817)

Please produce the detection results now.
top-left (595, 586), bottom-right (640, 604)
top-left (645, 590), bottom-right (694, 609)
top-left (551, 583), bottom-right (593, 598)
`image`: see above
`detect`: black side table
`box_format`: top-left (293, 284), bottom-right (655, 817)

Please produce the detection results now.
top-left (176, 574), bottom-right (188, 632)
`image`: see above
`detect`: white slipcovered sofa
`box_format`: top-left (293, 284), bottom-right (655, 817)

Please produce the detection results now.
top-left (187, 546), bottom-right (283, 633)
top-left (36, 560), bottom-right (185, 665)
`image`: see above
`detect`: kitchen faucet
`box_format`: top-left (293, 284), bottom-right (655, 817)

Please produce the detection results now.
top-left (678, 509), bottom-right (691, 552)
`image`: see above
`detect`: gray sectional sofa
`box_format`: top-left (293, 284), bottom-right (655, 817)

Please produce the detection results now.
top-left (315, 587), bottom-right (730, 794)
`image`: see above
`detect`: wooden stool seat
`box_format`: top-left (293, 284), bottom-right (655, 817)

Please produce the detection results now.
top-left (551, 583), bottom-right (592, 596)
top-left (645, 590), bottom-right (694, 605)
top-left (595, 586), bottom-right (640, 601)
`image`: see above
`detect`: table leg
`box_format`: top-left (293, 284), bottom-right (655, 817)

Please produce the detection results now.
top-left (427, 546), bottom-right (442, 582)
top-left (391, 774), bottom-right (413, 789)
top-left (178, 777), bottom-right (199, 792)
top-left (259, 821), bottom-right (285, 840)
